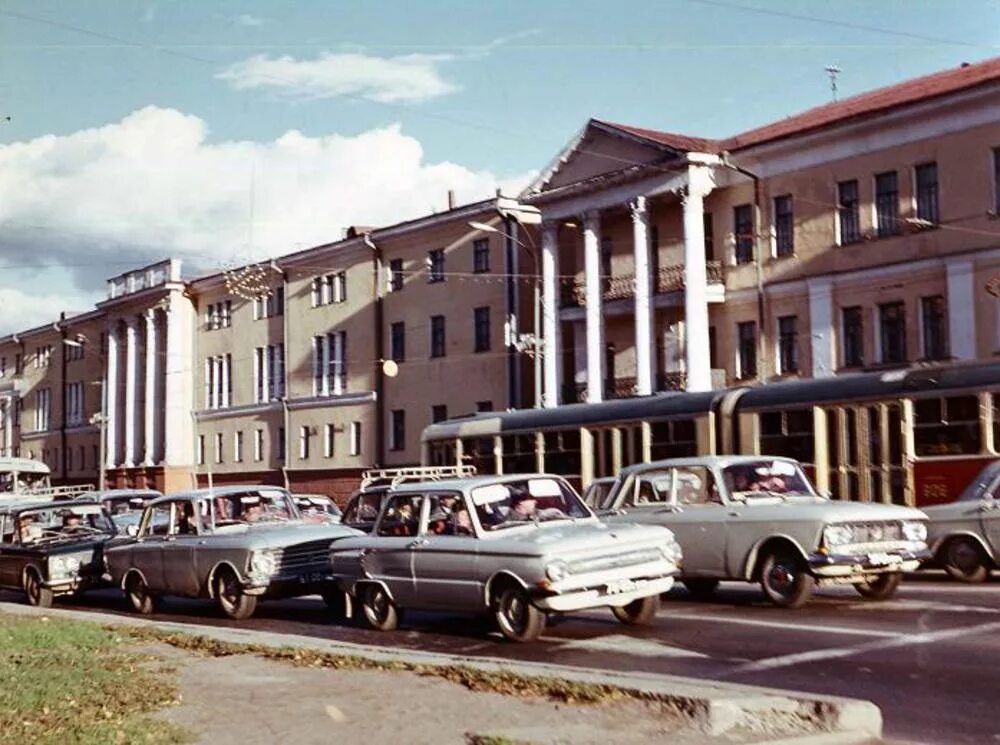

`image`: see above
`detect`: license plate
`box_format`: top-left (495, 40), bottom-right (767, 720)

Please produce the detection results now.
top-left (299, 572), bottom-right (326, 584)
top-left (606, 579), bottom-right (639, 595)
top-left (867, 552), bottom-right (902, 567)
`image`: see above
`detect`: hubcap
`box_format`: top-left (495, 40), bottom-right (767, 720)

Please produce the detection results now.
top-left (500, 592), bottom-right (526, 634)
top-left (768, 562), bottom-right (796, 594)
top-left (952, 542), bottom-right (979, 573)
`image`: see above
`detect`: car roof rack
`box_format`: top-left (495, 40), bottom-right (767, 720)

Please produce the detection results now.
top-left (0, 484), bottom-right (95, 502)
top-left (360, 465), bottom-right (476, 489)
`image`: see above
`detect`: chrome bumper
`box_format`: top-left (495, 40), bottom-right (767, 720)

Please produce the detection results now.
top-left (534, 573), bottom-right (677, 612)
top-left (808, 547), bottom-right (931, 579)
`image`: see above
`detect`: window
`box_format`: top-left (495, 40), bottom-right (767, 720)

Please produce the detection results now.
top-left (254, 429), bottom-right (264, 462)
top-left (914, 396), bottom-right (981, 456)
top-left (277, 427), bottom-right (286, 462)
top-left (474, 306), bottom-right (491, 353)
top-left (879, 301), bottom-right (907, 364)
top-left (390, 410), bottom-right (405, 451)
top-left (254, 344), bottom-right (285, 402)
top-left (921, 295), bottom-right (948, 360)
top-left (708, 326), bottom-right (718, 369)
top-left (350, 421), bottom-right (362, 456)
top-left (0, 357), bottom-right (5, 378)
top-left (432, 404), bottom-right (448, 423)
top-left (64, 343), bottom-right (84, 362)
top-left (473, 238), bottom-right (490, 273)
top-left (204, 355), bottom-right (232, 409)
top-left (332, 271), bottom-right (347, 303)
top-left (214, 432), bottom-right (223, 464)
top-left (777, 315), bottom-right (798, 374)
top-left (324, 423), bottom-right (335, 458)
top-left (875, 171), bottom-right (900, 237)
top-left (66, 382), bottom-right (84, 426)
top-left (703, 212), bottom-right (713, 261)
top-left (759, 409), bottom-right (816, 465)
top-left (837, 179), bottom-right (861, 245)
top-left (430, 315), bottom-right (446, 358)
top-left (773, 195), bottom-right (794, 257)
top-left (842, 306), bottom-right (864, 368)
top-left (389, 259), bottom-right (404, 292)
top-left (34, 389), bottom-right (50, 431)
top-left (737, 321), bottom-right (757, 379)
top-left (915, 162), bottom-right (939, 224)
top-left (197, 435), bottom-right (205, 465)
top-left (600, 238), bottom-right (613, 278)
top-left (428, 248), bottom-right (445, 283)
top-left (234, 431), bottom-right (244, 463)
top-left (650, 419), bottom-right (697, 460)
top-left (733, 204), bottom-right (754, 264)
top-left (994, 147), bottom-right (1000, 213)
top-left (477, 400), bottom-right (493, 413)
top-left (312, 332), bottom-right (348, 396)
top-left (254, 287), bottom-right (284, 319)
top-left (14, 353), bottom-right (22, 376)
top-left (390, 322), bottom-right (405, 363)
top-left (34, 345), bottom-right (52, 369)
top-left (299, 426), bottom-right (311, 460)
top-left (206, 301), bottom-right (232, 329)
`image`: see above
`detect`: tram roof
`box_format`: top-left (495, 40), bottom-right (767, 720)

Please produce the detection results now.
top-left (423, 389), bottom-right (721, 441)
top-left (738, 361), bottom-right (1000, 410)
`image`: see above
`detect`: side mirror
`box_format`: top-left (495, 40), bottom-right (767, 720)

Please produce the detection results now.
top-left (126, 524), bottom-right (139, 537)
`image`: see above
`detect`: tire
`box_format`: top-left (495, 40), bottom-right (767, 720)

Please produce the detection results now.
top-left (493, 585), bottom-right (545, 642)
top-left (612, 594), bottom-right (660, 626)
top-left (683, 578), bottom-right (720, 600)
top-left (214, 568), bottom-right (258, 620)
top-left (759, 550), bottom-right (815, 608)
top-left (125, 573), bottom-right (156, 615)
top-left (359, 584), bottom-right (399, 631)
top-left (853, 572), bottom-right (903, 600)
top-left (24, 571), bottom-right (54, 609)
top-left (942, 537), bottom-right (990, 583)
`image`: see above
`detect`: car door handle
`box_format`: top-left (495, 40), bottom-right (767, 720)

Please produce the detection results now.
top-left (728, 511), bottom-right (741, 517)
top-left (408, 538), bottom-right (428, 548)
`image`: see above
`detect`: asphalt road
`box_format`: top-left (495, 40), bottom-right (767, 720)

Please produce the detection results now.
top-left (5, 573), bottom-right (997, 745)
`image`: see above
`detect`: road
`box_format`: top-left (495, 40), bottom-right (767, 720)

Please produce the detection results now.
top-left (6, 573), bottom-right (997, 745)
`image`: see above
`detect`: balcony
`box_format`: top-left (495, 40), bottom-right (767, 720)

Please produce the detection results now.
top-left (561, 369), bottom-right (728, 403)
top-left (560, 262), bottom-right (724, 308)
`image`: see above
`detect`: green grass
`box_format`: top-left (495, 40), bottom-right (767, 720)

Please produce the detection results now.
top-left (0, 615), bottom-right (189, 745)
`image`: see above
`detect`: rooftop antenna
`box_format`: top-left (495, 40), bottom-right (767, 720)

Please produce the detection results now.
top-left (825, 65), bottom-right (841, 102)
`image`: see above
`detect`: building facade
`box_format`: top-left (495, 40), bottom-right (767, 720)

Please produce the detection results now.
top-left (0, 58), bottom-right (997, 499)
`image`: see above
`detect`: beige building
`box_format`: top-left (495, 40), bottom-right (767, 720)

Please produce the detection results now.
top-left (0, 57), bottom-right (997, 499)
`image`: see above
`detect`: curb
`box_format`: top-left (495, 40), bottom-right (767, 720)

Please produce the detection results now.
top-left (0, 602), bottom-right (882, 741)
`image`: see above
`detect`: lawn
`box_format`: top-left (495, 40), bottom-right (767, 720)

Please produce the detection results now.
top-left (0, 613), bottom-right (189, 745)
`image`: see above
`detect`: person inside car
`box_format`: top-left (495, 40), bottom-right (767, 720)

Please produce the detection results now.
top-left (61, 512), bottom-right (85, 532)
top-left (175, 503), bottom-right (198, 535)
top-left (18, 514), bottom-right (42, 544)
top-left (452, 507), bottom-right (474, 536)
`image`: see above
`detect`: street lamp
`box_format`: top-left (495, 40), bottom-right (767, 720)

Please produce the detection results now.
top-left (63, 336), bottom-right (106, 491)
top-left (468, 221), bottom-right (544, 408)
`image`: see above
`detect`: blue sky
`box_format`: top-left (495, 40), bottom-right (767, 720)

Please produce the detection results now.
top-left (0, 0), bottom-right (997, 331)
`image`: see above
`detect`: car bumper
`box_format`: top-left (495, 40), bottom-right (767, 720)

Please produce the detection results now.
top-left (244, 570), bottom-right (336, 597)
top-left (534, 574), bottom-right (676, 612)
top-left (44, 575), bottom-right (104, 595)
top-left (808, 547), bottom-right (932, 579)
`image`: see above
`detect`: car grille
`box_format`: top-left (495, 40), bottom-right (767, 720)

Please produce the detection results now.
top-left (568, 547), bottom-right (663, 575)
top-left (849, 521), bottom-right (904, 544)
top-left (275, 540), bottom-right (332, 574)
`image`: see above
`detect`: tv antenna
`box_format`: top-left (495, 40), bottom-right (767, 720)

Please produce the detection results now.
top-left (825, 65), bottom-right (841, 102)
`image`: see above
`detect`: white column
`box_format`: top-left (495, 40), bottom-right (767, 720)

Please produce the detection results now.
top-left (123, 317), bottom-right (139, 467)
top-left (105, 325), bottom-right (120, 468)
top-left (2, 400), bottom-right (11, 455)
top-left (947, 259), bottom-right (976, 360)
top-left (541, 221), bottom-right (561, 408)
top-left (143, 310), bottom-right (158, 465)
top-left (163, 293), bottom-right (194, 466)
top-left (682, 166), bottom-right (714, 391)
top-left (583, 209), bottom-right (604, 403)
top-left (631, 196), bottom-right (654, 395)
top-left (808, 278), bottom-right (836, 377)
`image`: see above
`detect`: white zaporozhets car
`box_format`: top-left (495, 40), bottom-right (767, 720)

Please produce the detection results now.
top-left (329, 474), bottom-right (682, 642)
top-left (598, 455), bottom-right (930, 608)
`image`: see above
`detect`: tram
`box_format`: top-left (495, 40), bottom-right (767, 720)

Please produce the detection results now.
top-left (422, 361), bottom-right (1000, 508)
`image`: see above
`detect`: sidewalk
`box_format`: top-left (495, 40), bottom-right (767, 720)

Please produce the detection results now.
top-left (0, 602), bottom-right (884, 745)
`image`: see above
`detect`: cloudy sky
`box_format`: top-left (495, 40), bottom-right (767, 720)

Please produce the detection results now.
top-left (0, 0), bottom-right (998, 333)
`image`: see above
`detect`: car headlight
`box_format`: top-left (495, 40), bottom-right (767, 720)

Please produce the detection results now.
top-left (902, 521), bottom-right (927, 543)
top-left (659, 540), bottom-right (683, 565)
top-left (249, 550), bottom-right (278, 577)
top-left (49, 556), bottom-right (79, 576)
top-left (65, 557), bottom-right (81, 572)
top-left (823, 524), bottom-right (854, 547)
top-left (545, 560), bottom-right (569, 582)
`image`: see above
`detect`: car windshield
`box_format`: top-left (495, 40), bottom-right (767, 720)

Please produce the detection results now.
top-left (343, 491), bottom-right (385, 524)
top-left (470, 477), bottom-right (590, 531)
top-left (104, 496), bottom-right (153, 515)
top-left (583, 481), bottom-right (613, 508)
top-left (212, 489), bottom-right (298, 525)
top-left (722, 460), bottom-right (815, 499)
top-left (17, 504), bottom-right (114, 544)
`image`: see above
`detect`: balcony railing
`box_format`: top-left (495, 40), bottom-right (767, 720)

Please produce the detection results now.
top-left (561, 369), bottom-right (728, 403)
top-left (561, 262), bottom-right (724, 308)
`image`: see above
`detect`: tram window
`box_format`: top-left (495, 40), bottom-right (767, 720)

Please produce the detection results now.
top-left (543, 430), bottom-right (581, 477)
top-left (650, 419), bottom-right (697, 460)
top-left (868, 407), bottom-right (882, 466)
top-left (887, 405), bottom-right (903, 465)
top-left (760, 412), bottom-right (783, 437)
top-left (502, 434), bottom-right (536, 474)
top-left (993, 395), bottom-right (1000, 452)
top-left (461, 437), bottom-right (496, 473)
top-left (428, 442), bottom-right (455, 467)
top-left (826, 413), bottom-right (841, 469)
top-left (757, 409), bottom-right (815, 465)
top-left (845, 409), bottom-right (858, 466)
top-left (913, 395), bottom-right (981, 456)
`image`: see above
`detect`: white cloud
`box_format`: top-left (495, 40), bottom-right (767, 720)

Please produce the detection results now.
top-left (235, 14), bottom-right (265, 27)
top-left (0, 286), bottom-right (96, 334)
top-left (216, 52), bottom-right (459, 104)
top-left (0, 106), bottom-right (534, 332)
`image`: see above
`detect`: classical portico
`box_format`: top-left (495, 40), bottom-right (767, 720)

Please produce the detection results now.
top-left (524, 120), bottom-right (729, 406)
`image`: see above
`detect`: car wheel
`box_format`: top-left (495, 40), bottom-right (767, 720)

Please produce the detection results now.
top-left (493, 585), bottom-right (545, 642)
top-left (214, 568), bottom-right (258, 620)
top-left (853, 572), bottom-right (903, 600)
top-left (683, 578), bottom-right (720, 600)
top-left (759, 550), bottom-right (815, 608)
top-left (942, 537), bottom-right (990, 583)
top-left (24, 571), bottom-right (53, 609)
top-left (125, 573), bottom-right (155, 615)
top-left (611, 595), bottom-right (659, 626)
top-left (359, 585), bottom-right (399, 631)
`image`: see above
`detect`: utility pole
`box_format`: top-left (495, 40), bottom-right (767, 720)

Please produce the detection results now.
top-left (825, 65), bottom-right (841, 102)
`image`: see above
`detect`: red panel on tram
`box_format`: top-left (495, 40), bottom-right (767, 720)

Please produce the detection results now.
top-left (913, 457), bottom-right (995, 506)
